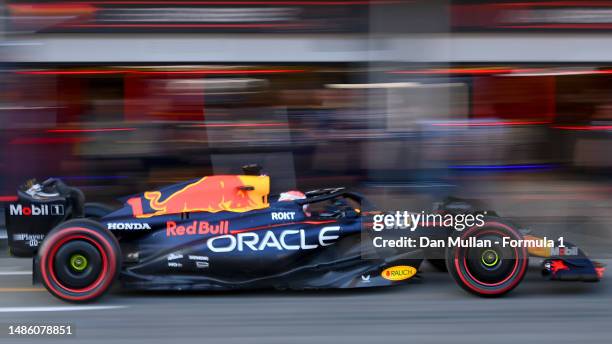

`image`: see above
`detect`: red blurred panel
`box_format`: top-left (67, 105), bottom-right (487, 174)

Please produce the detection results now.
top-left (124, 73), bottom-right (147, 121)
top-left (124, 74), bottom-right (205, 121)
top-left (471, 76), bottom-right (556, 122)
top-left (57, 76), bottom-right (83, 123)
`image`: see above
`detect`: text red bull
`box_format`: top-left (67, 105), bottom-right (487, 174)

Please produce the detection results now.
top-left (166, 220), bottom-right (229, 237)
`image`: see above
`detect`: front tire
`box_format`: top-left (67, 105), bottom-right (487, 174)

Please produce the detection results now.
top-left (446, 219), bottom-right (528, 297)
top-left (37, 219), bottom-right (121, 302)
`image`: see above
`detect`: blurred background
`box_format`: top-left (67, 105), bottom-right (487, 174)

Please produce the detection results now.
top-left (1, 0), bottom-right (612, 257)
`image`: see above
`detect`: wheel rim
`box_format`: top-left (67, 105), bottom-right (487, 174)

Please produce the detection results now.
top-left (459, 230), bottom-right (521, 286)
top-left (480, 249), bottom-right (500, 268)
top-left (52, 239), bottom-right (103, 290)
top-left (69, 254), bottom-right (88, 272)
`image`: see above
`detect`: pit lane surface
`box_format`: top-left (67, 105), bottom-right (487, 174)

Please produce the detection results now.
top-left (0, 255), bottom-right (610, 344)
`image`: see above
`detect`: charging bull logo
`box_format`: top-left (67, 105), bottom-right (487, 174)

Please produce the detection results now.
top-left (549, 260), bottom-right (570, 275)
top-left (127, 175), bottom-right (269, 218)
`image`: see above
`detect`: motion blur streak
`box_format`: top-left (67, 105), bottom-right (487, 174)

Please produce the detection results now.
top-left (9, 137), bottom-right (95, 145)
top-left (448, 164), bottom-right (558, 171)
top-left (389, 68), bottom-right (524, 75)
top-left (60, 23), bottom-right (311, 28)
top-left (0, 196), bottom-right (18, 202)
top-left (431, 121), bottom-right (551, 127)
top-left (16, 69), bottom-right (304, 75)
top-left (83, 1), bottom-right (402, 5)
top-left (15, 70), bottom-right (126, 75)
top-left (553, 125), bottom-right (612, 131)
top-left (190, 123), bottom-right (285, 128)
top-left (47, 128), bottom-right (136, 133)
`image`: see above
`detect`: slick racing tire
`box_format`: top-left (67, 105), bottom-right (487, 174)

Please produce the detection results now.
top-left (446, 219), bottom-right (528, 297)
top-left (37, 219), bottom-right (121, 303)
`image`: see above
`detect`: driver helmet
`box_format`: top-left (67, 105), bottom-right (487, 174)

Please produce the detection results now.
top-left (278, 191), bottom-right (310, 216)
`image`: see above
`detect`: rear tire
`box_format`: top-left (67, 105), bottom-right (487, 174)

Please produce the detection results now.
top-left (37, 219), bottom-right (121, 303)
top-left (446, 219), bottom-right (528, 297)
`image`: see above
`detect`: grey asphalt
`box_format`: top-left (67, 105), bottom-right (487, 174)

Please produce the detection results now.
top-left (0, 255), bottom-right (610, 344)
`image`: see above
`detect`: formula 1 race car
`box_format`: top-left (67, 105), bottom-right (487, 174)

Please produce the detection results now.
top-left (3, 165), bottom-right (605, 302)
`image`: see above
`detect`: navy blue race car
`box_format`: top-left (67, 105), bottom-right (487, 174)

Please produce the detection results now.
top-left (3, 165), bottom-right (605, 302)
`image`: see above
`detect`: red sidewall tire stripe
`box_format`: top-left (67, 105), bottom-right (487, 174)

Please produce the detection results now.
top-left (453, 222), bottom-right (528, 295)
top-left (40, 227), bottom-right (117, 302)
top-left (460, 229), bottom-right (519, 287)
top-left (48, 234), bottom-right (108, 294)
